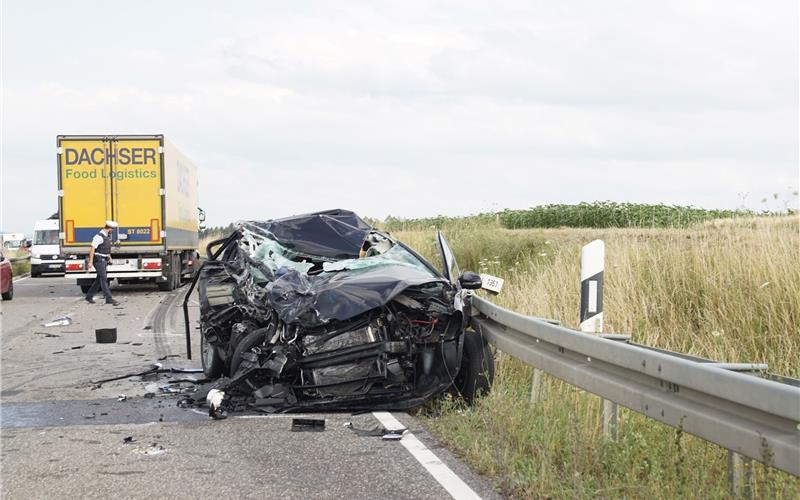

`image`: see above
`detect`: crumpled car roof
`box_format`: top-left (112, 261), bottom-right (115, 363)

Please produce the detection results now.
top-left (246, 209), bottom-right (372, 259)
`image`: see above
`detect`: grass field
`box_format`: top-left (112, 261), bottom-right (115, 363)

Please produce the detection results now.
top-left (383, 201), bottom-right (760, 232)
top-left (388, 215), bottom-right (800, 499)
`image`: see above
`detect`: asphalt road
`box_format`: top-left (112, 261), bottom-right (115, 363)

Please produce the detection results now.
top-left (0, 276), bottom-right (501, 499)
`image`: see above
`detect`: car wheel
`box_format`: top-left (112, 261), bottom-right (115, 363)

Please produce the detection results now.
top-left (201, 329), bottom-right (224, 378)
top-left (2, 279), bottom-right (13, 301)
top-left (229, 328), bottom-right (268, 377)
top-left (452, 330), bottom-right (494, 404)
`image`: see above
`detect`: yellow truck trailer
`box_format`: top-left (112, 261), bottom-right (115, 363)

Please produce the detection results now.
top-left (57, 135), bottom-right (202, 292)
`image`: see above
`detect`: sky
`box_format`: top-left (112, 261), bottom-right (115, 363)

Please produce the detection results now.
top-left (1, 0), bottom-right (798, 232)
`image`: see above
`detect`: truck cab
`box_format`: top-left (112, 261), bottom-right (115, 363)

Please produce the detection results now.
top-left (31, 218), bottom-right (64, 277)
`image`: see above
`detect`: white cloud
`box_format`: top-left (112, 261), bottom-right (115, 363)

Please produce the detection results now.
top-left (1, 0), bottom-right (797, 233)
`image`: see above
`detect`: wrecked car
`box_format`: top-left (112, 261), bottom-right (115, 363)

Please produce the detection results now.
top-left (186, 209), bottom-right (493, 413)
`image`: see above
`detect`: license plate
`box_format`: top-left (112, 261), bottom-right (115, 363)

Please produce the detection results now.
top-left (48, 264), bottom-right (61, 268)
top-left (480, 273), bottom-right (504, 294)
top-left (110, 259), bottom-right (138, 271)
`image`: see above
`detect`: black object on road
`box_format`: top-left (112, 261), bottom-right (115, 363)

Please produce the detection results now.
top-left (95, 328), bottom-right (117, 343)
top-left (291, 418), bottom-right (326, 432)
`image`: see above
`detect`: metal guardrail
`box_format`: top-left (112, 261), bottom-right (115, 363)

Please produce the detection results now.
top-left (468, 294), bottom-right (800, 478)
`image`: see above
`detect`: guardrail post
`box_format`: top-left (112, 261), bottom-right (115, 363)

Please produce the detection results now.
top-left (727, 450), bottom-right (754, 499)
top-left (530, 367), bottom-right (544, 403)
top-left (580, 240), bottom-right (618, 441)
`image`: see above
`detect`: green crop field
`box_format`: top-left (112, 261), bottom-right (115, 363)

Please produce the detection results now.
top-left (383, 201), bottom-right (767, 232)
top-left (389, 214), bottom-right (800, 499)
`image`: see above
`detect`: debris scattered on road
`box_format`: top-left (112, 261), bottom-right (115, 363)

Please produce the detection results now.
top-left (207, 389), bottom-right (227, 419)
top-left (157, 354), bottom-right (179, 360)
top-left (134, 444), bottom-right (167, 456)
top-left (70, 345), bottom-right (85, 350)
top-left (176, 397), bottom-right (194, 408)
top-left (117, 394), bottom-right (128, 402)
top-left (291, 418), bottom-right (326, 432)
top-left (143, 392), bottom-right (155, 399)
top-left (344, 421), bottom-right (407, 440)
top-left (123, 436), bottom-right (136, 444)
top-left (34, 332), bottom-right (61, 338)
top-left (52, 351), bottom-right (64, 354)
top-left (95, 328), bottom-right (117, 344)
top-left (44, 316), bottom-right (72, 327)
top-left (90, 363), bottom-right (162, 387)
top-left (171, 368), bottom-right (203, 374)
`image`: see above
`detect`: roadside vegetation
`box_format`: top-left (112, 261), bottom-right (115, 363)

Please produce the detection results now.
top-left (383, 201), bottom-right (792, 232)
top-left (389, 215), bottom-right (800, 499)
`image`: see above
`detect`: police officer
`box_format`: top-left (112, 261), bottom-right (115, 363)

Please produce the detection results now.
top-left (85, 220), bottom-right (120, 305)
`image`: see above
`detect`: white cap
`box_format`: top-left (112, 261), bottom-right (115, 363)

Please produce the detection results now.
top-left (105, 220), bottom-right (118, 228)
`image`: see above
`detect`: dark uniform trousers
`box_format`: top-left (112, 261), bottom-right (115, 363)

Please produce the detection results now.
top-left (87, 232), bottom-right (114, 302)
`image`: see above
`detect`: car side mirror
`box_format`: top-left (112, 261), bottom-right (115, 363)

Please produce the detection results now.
top-left (458, 271), bottom-right (482, 290)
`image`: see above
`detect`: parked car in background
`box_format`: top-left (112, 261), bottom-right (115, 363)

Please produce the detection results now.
top-left (0, 252), bottom-right (14, 300)
top-left (31, 218), bottom-right (64, 277)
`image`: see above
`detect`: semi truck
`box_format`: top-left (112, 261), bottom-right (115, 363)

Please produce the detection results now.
top-left (57, 134), bottom-right (202, 292)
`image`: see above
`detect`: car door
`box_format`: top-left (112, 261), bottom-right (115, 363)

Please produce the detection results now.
top-left (436, 231), bottom-right (460, 286)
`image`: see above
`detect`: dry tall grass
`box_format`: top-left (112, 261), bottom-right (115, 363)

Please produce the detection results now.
top-left (392, 215), bottom-right (800, 498)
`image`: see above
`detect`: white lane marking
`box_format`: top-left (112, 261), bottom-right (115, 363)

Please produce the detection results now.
top-left (372, 411), bottom-right (482, 500)
top-left (12, 276), bottom-right (29, 283)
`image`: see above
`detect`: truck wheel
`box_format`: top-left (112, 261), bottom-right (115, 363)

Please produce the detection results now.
top-left (201, 330), bottom-right (224, 378)
top-left (2, 280), bottom-right (13, 301)
top-left (172, 254), bottom-right (182, 289)
top-left (452, 330), bottom-right (495, 405)
top-left (157, 260), bottom-right (175, 291)
top-left (157, 254), bottom-right (180, 291)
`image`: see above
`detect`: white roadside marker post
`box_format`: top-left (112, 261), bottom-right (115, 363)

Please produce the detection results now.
top-left (580, 240), bottom-right (618, 441)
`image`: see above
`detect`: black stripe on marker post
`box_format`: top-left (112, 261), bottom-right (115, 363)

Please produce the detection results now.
top-left (580, 270), bottom-right (604, 325)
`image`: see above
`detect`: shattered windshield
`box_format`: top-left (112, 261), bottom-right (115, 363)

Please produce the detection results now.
top-left (239, 222), bottom-right (435, 278)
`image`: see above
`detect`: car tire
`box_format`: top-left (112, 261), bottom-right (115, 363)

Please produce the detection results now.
top-left (453, 330), bottom-right (494, 404)
top-left (229, 328), bottom-right (268, 377)
top-left (2, 280), bottom-right (13, 301)
top-left (201, 329), bottom-right (224, 379)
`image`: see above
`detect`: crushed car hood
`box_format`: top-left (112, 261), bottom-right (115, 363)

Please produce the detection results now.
top-left (267, 264), bottom-right (447, 327)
